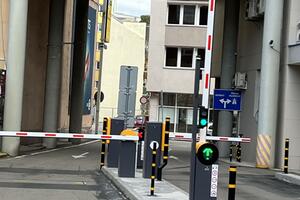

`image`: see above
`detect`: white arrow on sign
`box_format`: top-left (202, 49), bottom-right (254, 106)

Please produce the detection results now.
top-left (232, 98), bottom-right (237, 105)
top-left (219, 99), bottom-right (232, 109)
top-left (149, 141), bottom-right (159, 150)
top-left (72, 152), bottom-right (89, 159)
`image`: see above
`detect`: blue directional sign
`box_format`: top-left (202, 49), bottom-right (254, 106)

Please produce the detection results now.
top-left (213, 89), bottom-right (242, 111)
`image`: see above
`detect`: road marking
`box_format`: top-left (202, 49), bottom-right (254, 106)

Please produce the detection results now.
top-left (3, 140), bottom-right (98, 161)
top-left (169, 156), bottom-right (179, 160)
top-left (72, 152), bottom-right (89, 159)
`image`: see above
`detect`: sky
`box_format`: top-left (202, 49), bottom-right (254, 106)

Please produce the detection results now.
top-left (114, 0), bottom-right (151, 17)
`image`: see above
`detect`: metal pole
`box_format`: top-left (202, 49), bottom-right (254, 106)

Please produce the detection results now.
top-left (69, 0), bottom-right (89, 140)
top-left (257, 0), bottom-right (285, 168)
top-left (43, 0), bottom-right (65, 149)
top-left (189, 57), bottom-right (201, 200)
top-left (217, 0), bottom-right (240, 157)
top-left (2, 0), bottom-right (28, 156)
top-left (95, 0), bottom-right (108, 134)
top-left (160, 90), bottom-right (163, 122)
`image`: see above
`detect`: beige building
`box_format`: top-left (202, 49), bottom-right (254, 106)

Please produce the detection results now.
top-left (98, 16), bottom-right (146, 120)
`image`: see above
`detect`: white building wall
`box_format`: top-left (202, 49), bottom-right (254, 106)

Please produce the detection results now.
top-left (100, 17), bottom-right (146, 119)
top-left (276, 0), bottom-right (300, 170)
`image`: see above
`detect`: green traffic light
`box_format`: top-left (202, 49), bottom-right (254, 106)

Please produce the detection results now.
top-left (200, 119), bottom-right (207, 126)
top-left (203, 148), bottom-right (213, 160)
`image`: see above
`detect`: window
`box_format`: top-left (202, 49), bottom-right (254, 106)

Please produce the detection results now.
top-left (181, 48), bottom-right (193, 67)
top-left (168, 5), bottom-right (180, 24)
top-left (165, 47), bottom-right (205, 68)
top-left (197, 49), bottom-right (206, 61)
top-left (165, 47), bottom-right (178, 67)
top-left (167, 4), bottom-right (208, 26)
top-left (199, 6), bottom-right (208, 25)
top-left (183, 5), bottom-right (196, 25)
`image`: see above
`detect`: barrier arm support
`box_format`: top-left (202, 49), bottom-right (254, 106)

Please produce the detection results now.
top-left (157, 117), bottom-right (170, 181)
top-left (100, 117), bottom-right (108, 169)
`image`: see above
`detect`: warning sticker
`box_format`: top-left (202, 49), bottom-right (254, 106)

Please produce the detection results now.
top-left (210, 164), bottom-right (218, 197)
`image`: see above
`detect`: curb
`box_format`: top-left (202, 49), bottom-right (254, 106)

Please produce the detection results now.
top-left (275, 172), bottom-right (300, 186)
top-left (102, 167), bottom-right (189, 200)
top-left (102, 167), bottom-right (141, 200)
top-left (0, 152), bottom-right (8, 158)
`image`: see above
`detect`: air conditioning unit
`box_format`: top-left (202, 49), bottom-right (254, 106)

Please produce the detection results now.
top-left (245, 0), bottom-right (264, 20)
top-left (257, 0), bottom-right (265, 15)
top-left (233, 72), bottom-right (247, 90)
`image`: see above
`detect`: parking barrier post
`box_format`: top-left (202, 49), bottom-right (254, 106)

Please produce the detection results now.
top-left (150, 143), bottom-right (157, 196)
top-left (100, 117), bottom-right (108, 169)
top-left (236, 142), bottom-right (241, 162)
top-left (284, 138), bottom-right (289, 174)
top-left (229, 144), bottom-right (233, 162)
top-left (157, 117), bottom-right (170, 181)
top-left (228, 166), bottom-right (237, 200)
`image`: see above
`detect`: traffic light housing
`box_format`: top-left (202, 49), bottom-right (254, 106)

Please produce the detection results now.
top-left (196, 142), bottom-right (219, 165)
top-left (199, 106), bottom-right (208, 129)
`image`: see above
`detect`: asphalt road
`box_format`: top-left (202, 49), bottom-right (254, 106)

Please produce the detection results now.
top-left (0, 140), bottom-right (127, 200)
top-left (164, 140), bottom-right (300, 200)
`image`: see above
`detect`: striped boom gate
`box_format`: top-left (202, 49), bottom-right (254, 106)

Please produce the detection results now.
top-left (0, 131), bottom-right (139, 141)
top-left (256, 134), bottom-right (271, 168)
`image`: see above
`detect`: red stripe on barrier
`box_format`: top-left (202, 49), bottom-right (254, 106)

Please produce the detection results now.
top-left (16, 132), bottom-right (28, 136)
top-left (101, 135), bottom-right (112, 139)
top-left (205, 74), bottom-right (209, 89)
top-left (241, 138), bottom-right (251, 143)
top-left (210, 0), bottom-right (214, 11)
top-left (220, 137), bottom-right (229, 141)
top-left (73, 134), bottom-right (84, 138)
top-left (45, 134), bottom-right (56, 137)
top-left (208, 35), bottom-right (212, 50)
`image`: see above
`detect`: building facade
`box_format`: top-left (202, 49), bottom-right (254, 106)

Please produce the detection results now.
top-left (147, 0), bottom-right (220, 133)
top-left (148, 0), bottom-right (300, 171)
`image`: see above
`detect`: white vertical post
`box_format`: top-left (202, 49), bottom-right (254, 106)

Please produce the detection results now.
top-left (2, 0), bottom-right (29, 156)
top-left (201, 0), bottom-right (216, 109)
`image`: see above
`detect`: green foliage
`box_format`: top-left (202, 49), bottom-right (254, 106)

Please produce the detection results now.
top-left (140, 15), bottom-right (150, 25)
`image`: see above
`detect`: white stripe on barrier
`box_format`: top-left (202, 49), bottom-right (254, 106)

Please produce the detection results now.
top-left (0, 131), bottom-right (139, 141)
top-left (169, 133), bottom-right (251, 143)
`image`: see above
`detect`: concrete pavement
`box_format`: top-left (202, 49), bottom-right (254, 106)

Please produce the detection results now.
top-left (163, 140), bottom-right (300, 200)
top-left (102, 167), bottom-right (188, 200)
top-left (0, 140), bottom-right (127, 200)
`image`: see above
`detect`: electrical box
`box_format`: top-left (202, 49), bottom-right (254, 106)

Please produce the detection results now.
top-left (245, 0), bottom-right (264, 20)
top-left (233, 72), bottom-right (247, 90)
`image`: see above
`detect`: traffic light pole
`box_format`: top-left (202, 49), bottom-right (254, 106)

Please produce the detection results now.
top-left (189, 57), bottom-right (201, 200)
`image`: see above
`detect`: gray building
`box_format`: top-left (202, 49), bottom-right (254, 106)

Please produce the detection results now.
top-left (148, 0), bottom-right (300, 171)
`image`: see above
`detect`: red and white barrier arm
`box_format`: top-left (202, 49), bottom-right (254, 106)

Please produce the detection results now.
top-left (169, 133), bottom-right (251, 143)
top-left (0, 131), bottom-right (139, 141)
